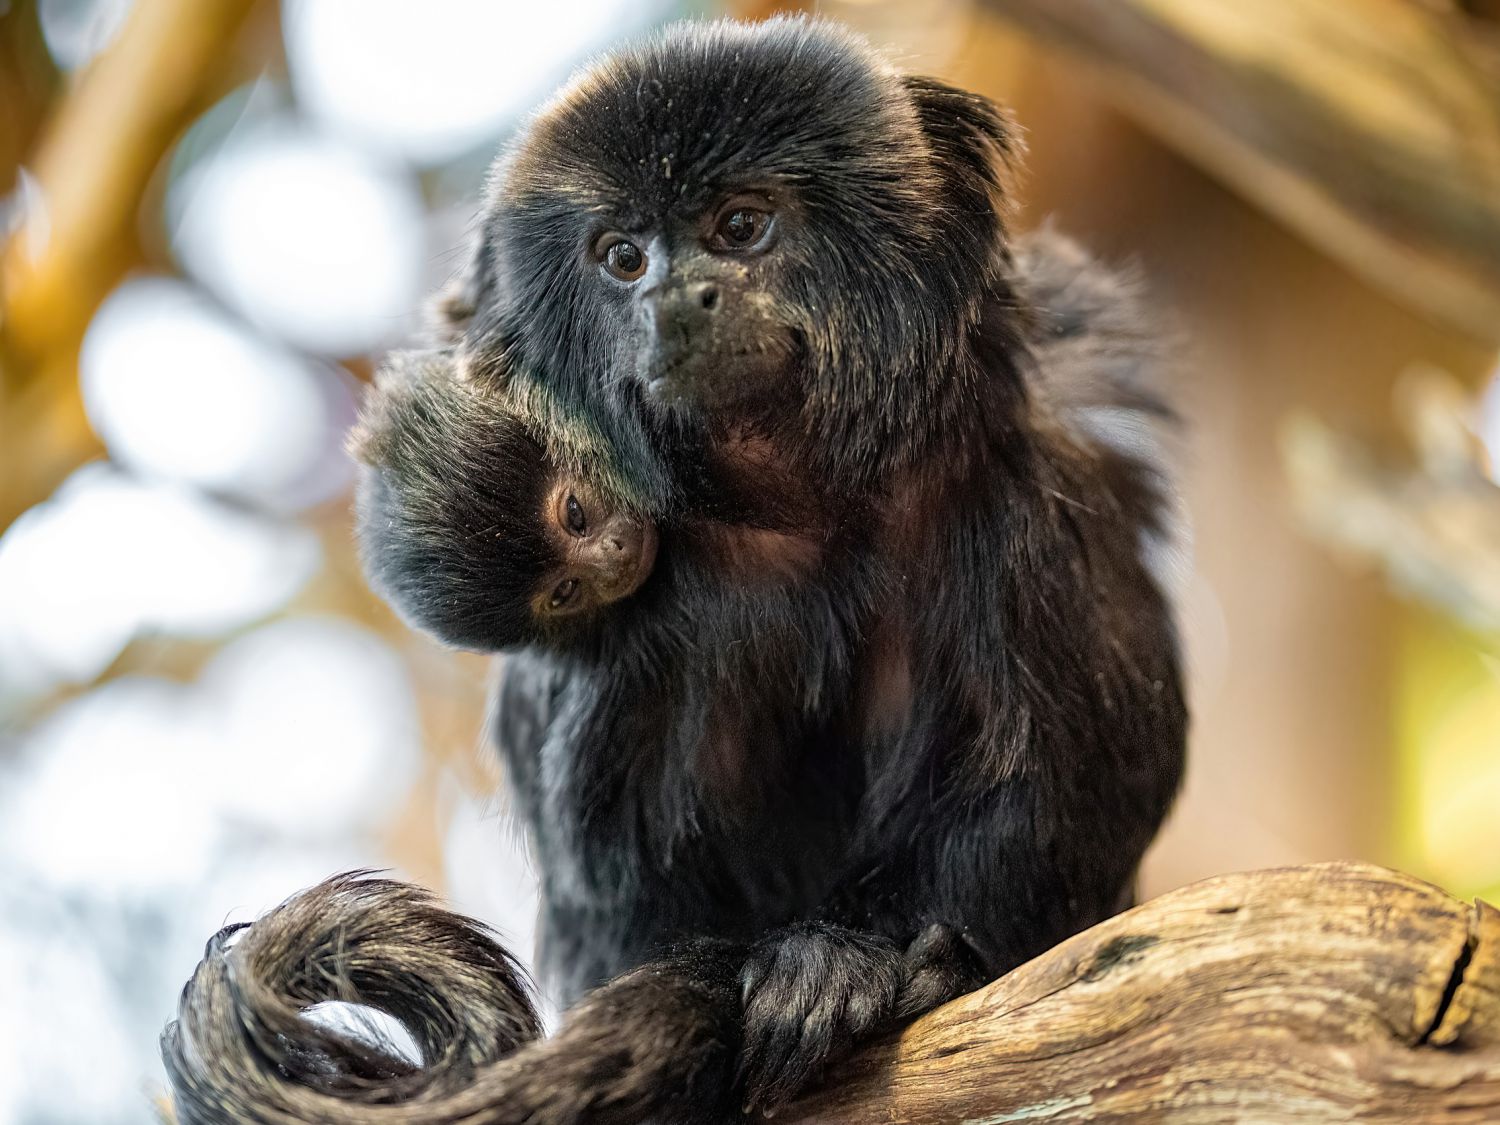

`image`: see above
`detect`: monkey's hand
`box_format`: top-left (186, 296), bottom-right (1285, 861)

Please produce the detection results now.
top-left (736, 922), bottom-right (904, 1114)
top-left (895, 920), bottom-right (990, 1017)
top-left (737, 921), bottom-right (991, 1113)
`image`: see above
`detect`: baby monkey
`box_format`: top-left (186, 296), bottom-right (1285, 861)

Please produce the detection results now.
top-left (353, 350), bottom-right (658, 652)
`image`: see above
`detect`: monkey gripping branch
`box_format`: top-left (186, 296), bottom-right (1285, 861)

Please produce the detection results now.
top-left (166, 862), bottom-right (1499, 1123)
top-left (779, 862), bottom-right (1500, 1122)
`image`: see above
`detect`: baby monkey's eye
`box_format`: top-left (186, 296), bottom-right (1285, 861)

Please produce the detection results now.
top-left (564, 494), bottom-right (587, 535)
top-left (601, 238), bottom-right (647, 281)
top-left (550, 577), bottom-right (580, 609)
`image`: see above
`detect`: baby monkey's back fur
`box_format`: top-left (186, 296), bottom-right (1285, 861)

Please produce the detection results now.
top-left (163, 17), bottom-right (1186, 1124)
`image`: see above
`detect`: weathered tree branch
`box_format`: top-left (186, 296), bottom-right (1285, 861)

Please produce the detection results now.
top-left (781, 862), bottom-right (1499, 1122)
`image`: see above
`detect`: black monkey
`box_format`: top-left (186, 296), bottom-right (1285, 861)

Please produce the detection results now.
top-left (162, 17), bottom-right (1187, 1122)
top-left (463, 17), bottom-right (1188, 1100)
top-left (352, 350), bottom-right (659, 651)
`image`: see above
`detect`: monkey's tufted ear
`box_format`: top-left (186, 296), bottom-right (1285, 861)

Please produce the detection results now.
top-left (902, 75), bottom-right (1024, 235)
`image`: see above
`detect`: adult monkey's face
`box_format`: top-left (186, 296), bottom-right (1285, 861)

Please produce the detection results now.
top-left (463, 17), bottom-right (1018, 484)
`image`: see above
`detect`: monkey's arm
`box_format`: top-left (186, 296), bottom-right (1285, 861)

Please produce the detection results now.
top-left (733, 779), bottom-right (1160, 1112)
top-left (740, 580), bottom-right (1186, 1114)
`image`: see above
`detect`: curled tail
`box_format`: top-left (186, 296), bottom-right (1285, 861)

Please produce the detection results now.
top-left (161, 874), bottom-right (741, 1125)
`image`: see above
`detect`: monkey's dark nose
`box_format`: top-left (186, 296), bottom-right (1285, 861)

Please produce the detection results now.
top-left (655, 282), bottom-right (722, 340)
top-left (645, 281), bottom-right (729, 397)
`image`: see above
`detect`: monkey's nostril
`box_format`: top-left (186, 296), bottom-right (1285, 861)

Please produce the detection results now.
top-left (700, 286), bottom-right (719, 311)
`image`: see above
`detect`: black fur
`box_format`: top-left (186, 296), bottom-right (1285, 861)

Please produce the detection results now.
top-left (162, 16), bottom-right (1187, 1123)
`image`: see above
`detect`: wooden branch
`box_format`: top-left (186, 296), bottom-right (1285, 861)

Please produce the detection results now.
top-left (981, 0), bottom-right (1500, 343)
top-left (781, 862), bottom-right (1500, 1122)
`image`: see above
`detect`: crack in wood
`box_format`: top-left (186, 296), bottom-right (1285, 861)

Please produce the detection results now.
top-left (1421, 934), bottom-right (1477, 1045)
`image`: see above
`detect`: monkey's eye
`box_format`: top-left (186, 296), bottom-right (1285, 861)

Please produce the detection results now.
top-left (711, 205), bottom-right (773, 252)
top-left (601, 238), bottom-right (647, 282)
top-left (549, 577), bottom-right (580, 609)
top-left (564, 494), bottom-right (587, 535)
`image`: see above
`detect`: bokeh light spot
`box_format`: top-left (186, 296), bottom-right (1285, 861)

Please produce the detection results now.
top-left (0, 465), bottom-right (321, 702)
top-left (81, 276), bottom-right (348, 506)
top-left (282, 0), bottom-right (667, 164)
top-left (171, 120), bottom-right (425, 355)
top-left (38, 0), bottom-right (133, 71)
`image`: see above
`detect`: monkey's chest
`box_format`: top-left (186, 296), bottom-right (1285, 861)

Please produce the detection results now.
top-left (536, 746), bottom-right (861, 996)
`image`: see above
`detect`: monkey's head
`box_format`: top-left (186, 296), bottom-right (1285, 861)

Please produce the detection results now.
top-left (450, 17), bottom-right (1021, 491)
top-left (352, 352), bottom-right (658, 652)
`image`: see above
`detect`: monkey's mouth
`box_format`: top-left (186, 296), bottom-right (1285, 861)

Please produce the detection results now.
top-left (640, 337), bottom-right (797, 411)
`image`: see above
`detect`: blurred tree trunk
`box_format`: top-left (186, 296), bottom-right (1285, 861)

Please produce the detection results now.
top-left (982, 0), bottom-right (1500, 343)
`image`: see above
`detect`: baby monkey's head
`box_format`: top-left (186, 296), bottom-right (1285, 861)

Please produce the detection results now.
top-left (352, 351), bottom-right (657, 651)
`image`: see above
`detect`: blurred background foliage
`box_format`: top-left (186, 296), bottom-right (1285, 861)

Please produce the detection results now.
top-left (1, 0), bottom-right (1498, 1120)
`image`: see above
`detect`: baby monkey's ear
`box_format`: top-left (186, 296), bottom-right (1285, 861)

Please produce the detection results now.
top-left (902, 75), bottom-right (1024, 232)
top-left (346, 349), bottom-right (459, 468)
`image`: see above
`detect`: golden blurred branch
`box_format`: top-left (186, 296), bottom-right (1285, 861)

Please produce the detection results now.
top-left (783, 863), bottom-right (1500, 1123)
top-left (1, 0), bottom-right (262, 372)
top-left (983, 0), bottom-right (1500, 343)
top-left (0, 0), bottom-right (265, 530)
top-left (1285, 368), bottom-right (1500, 630)
top-left (0, 2), bottom-right (60, 192)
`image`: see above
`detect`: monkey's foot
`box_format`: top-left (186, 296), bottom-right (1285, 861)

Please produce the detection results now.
top-left (736, 923), bottom-right (904, 1114)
